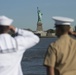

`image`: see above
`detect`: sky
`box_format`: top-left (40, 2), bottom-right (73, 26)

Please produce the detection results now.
top-left (0, 0), bottom-right (76, 31)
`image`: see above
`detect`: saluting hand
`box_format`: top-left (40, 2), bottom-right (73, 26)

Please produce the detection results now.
top-left (69, 30), bottom-right (76, 36)
top-left (9, 25), bottom-right (16, 32)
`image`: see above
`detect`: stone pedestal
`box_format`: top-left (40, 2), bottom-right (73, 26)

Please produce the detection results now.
top-left (37, 22), bottom-right (43, 31)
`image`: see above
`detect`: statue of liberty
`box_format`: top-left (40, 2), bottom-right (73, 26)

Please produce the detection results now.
top-left (37, 7), bottom-right (43, 23)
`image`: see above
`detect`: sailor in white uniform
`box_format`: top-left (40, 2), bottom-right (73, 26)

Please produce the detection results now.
top-left (0, 16), bottom-right (40, 75)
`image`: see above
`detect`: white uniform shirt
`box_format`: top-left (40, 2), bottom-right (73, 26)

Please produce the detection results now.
top-left (0, 28), bottom-right (40, 75)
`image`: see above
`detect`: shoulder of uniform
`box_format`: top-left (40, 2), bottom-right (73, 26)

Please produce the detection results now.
top-left (49, 38), bottom-right (64, 50)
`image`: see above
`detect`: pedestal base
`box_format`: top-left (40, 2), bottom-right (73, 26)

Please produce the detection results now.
top-left (37, 22), bottom-right (43, 31)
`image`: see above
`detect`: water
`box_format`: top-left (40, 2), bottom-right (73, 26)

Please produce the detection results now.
top-left (22, 38), bottom-right (57, 75)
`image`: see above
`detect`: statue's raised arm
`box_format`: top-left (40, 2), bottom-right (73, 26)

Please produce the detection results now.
top-left (37, 7), bottom-right (43, 23)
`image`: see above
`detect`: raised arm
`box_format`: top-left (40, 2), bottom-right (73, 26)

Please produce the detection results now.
top-left (9, 26), bottom-right (40, 50)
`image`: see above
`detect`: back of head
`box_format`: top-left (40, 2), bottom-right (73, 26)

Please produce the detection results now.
top-left (55, 25), bottom-right (70, 34)
top-left (0, 25), bottom-right (9, 34)
top-left (0, 16), bottom-right (13, 34)
top-left (52, 16), bottom-right (74, 36)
